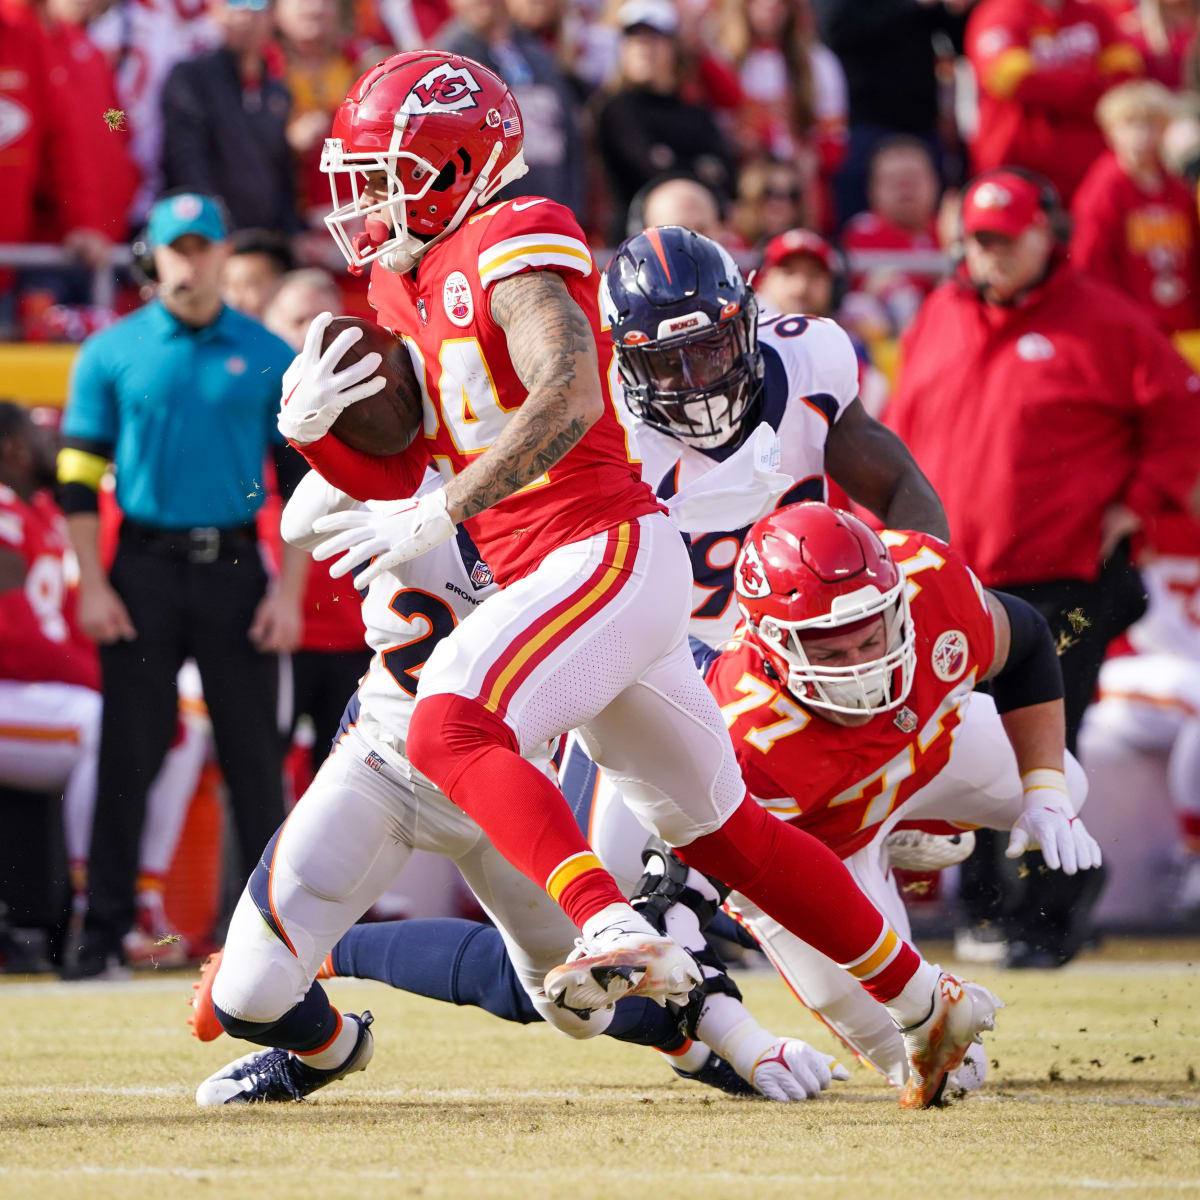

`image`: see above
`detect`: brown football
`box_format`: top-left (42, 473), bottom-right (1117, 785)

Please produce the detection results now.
top-left (322, 316), bottom-right (423, 456)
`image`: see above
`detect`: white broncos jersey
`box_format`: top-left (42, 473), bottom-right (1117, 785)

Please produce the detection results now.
top-left (629, 313), bottom-right (860, 647)
top-left (282, 471), bottom-right (499, 755)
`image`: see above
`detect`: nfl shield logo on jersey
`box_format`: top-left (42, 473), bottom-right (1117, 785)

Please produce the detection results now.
top-left (470, 559), bottom-right (494, 589)
top-left (931, 630), bottom-right (968, 682)
top-left (894, 706), bottom-right (918, 733)
top-left (365, 750), bottom-right (384, 773)
top-left (417, 298), bottom-right (428, 325)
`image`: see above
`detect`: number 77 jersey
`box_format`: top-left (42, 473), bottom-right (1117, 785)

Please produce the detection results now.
top-left (704, 531), bottom-right (996, 859)
top-left (368, 197), bottom-right (658, 586)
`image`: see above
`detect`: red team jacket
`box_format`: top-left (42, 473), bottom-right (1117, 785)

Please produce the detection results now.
top-left (298, 198), bottom-right (661, 585)
top-left (1070, 150), bottom-right (1200, 334)
top-left (885, 266), bottom-right (1200, 587)
top-left (0, 486), bottom-right (99, 691)
top-left (965, 0), bottom-right (1141, 201)
top-left (705, 532), bottom-right (995, 860)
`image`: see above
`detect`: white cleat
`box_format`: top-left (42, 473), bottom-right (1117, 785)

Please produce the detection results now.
top-left (749, 1038), bottom-right (850, 1102)
top-left (943, 1040), bottom-right (988, 1100)
top-left (885, 829), bottom-right (976, 872)
top-left (898, 971), bottom-right (1002, 1109)
top-left (544, 927), bottom-right (702, 1016)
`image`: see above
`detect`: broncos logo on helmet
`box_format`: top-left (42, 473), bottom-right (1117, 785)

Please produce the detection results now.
top-left (599, 226), bottom-right (763, 450)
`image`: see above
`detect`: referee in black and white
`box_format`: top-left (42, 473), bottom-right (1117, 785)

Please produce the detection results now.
top-left (58, 193), bottom-right (309, 979)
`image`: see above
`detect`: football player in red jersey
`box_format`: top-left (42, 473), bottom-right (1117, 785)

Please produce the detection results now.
top-left (635, 501), bottom-right (1100, 1099)
top-left (207, 49), bottom-right (998, 1108)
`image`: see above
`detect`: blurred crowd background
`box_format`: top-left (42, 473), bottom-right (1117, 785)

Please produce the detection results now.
top-left (3, 0), bottom-right (1200, 975)
top-left (10, 0), bottom-right (1200, 344)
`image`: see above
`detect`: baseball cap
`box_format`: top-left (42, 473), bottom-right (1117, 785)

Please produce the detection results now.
top-left (961, 170), bottom-right (1047, 239)
top-left (146, 193), bottom-right (228, 248)
top-left (759, 228), bottom-right (836, 275)
top-left (618, 0), bottom-right (679, 36)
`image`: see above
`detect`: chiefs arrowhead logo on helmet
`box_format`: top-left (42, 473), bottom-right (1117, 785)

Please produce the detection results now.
top-left (736, 541), bottom-right (771, 598)
top-left (406, 64), bottom-right (482, 114)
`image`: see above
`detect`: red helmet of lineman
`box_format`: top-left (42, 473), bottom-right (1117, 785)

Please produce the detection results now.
top-left (734, 502), bottom-right (916, 717)
top-left (322, 51), bottom-right (529, 273)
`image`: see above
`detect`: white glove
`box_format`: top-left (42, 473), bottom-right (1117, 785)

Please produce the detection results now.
top-left (749, 1037), bottom-right (850, 1102)
top-left (310, 487), bottom-right (455, 588)
top-left (277, 311), bottom-right (386, 445)
top-left (1005, 768), bottom-right (1102, 875)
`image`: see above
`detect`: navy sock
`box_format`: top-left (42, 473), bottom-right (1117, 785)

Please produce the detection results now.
top-left (332, 918), bottom-right (686, 1050)
top-left (214, 979), bottom-right (338, 1052)
top-left (333, 919), bottom-right (541, 1023)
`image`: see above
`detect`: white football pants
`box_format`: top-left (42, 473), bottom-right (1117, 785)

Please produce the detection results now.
top-left (1086, 653), bottom-right (1200, 834)
top-left (415, 511), bottom-right (747, 848)
top-left (212, 723), bottom-right (605, 1041)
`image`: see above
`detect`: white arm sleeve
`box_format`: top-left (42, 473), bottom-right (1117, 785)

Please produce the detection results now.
top-left (280, 470), bottom-right (362, 552)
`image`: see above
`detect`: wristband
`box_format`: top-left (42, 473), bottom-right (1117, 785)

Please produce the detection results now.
top-left (1020, 767), bottom-right (1070, 807)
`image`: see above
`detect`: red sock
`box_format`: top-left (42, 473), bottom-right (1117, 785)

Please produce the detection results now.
top-left (407, 693), bottom-right (626, 929)
top-left (678, 797), bottom-right (921, 1004)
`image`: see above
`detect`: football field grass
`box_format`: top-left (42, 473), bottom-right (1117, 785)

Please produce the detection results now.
top-left (1, 938), bottom-right (1197, 1200)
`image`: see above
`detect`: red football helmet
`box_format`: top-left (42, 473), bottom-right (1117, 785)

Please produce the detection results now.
top-left (734, 502), bottom-right (916, 716)
top-left (322, 51), bottom-right (528, 272)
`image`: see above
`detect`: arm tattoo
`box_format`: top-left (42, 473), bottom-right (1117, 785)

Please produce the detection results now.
top-left (445, 270), bottom-right (602, 521)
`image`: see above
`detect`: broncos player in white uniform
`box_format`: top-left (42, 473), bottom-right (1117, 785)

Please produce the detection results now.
top-left (192, 459), bottom-right (849, 1106)
top-left (574, 227), bottom-right (957, 890)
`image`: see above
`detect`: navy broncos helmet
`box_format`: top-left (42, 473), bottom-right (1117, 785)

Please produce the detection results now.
top-left (600, 226), bottom-right (762, 450)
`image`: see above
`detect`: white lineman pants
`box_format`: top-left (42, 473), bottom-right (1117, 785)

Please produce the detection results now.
top-left (725, 693), bottom-right (1088, 1083)
top-left (1086, 653), bottom-right (1200, 834)
top-left (212, 723), bottom-right (603, 1040)
top-left (416, 511), bottom-right (747, 847)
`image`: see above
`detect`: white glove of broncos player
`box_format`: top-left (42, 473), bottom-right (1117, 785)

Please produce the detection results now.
top-left (311, 488), bottom-right (456, 588)
top-left (1005, 768), bottom-right (1102, 875)
top-left (277, 311), bottom-right (386, 446)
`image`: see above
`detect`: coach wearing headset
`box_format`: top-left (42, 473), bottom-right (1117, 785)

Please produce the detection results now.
top-left (885, 168), bottom-right (1200, 968)
top-left (57, 192), bottom-right (308, 979)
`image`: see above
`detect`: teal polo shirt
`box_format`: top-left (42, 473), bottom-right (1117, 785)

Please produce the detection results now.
top-left (64, 301), bottom-right (294, 530)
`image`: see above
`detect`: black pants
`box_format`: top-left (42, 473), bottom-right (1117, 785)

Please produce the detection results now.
top-left (959, 543), bottom-right (1146, 956)
top-left (83, 543), bottom-right (286, 950)
top-left (290, 648), bottom-right (372, 768)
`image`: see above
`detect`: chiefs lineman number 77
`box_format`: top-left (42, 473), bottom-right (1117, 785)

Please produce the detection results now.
top-left (200, 49), bottom-right (999, 1109)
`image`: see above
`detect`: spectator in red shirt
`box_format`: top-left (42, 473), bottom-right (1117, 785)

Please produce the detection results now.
top-left (842, 135), bottom-right (943, 335)
top-left (1071, 79), bottom-right (1200, 333)
top-left (36, 0), bottom-right (140, 242)
top-left (885, 168), bottom-right (1200, 965)
top-left (966, 0), bottom-right (1143, 203)
top-left (0, 2), bottom-right (111, 315)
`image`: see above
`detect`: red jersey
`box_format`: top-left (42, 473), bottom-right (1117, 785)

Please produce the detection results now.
top-left (0, 486), bottom-right (99, 691)
top-left (705, 532), bottom-right (995, 858)
top-left (0, 5), bottom-right (102, 257)
top-left (885, 266), bottom-right (1200, 587)
top-left (841, 211), bottom-right (940, 293)
top-left (1070, 151), bottom-right (1200, 334)
top-left (365, 198), bottom-right (660, 584)
top-left (966, 0), bottom-right (1142, 202)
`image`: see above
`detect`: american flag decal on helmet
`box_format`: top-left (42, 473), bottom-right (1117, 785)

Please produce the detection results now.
top-left (501, 115), bottom-right (521, 138)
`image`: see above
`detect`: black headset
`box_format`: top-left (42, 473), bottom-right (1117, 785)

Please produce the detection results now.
top-left (129, 189), bottom-right (234, 287)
